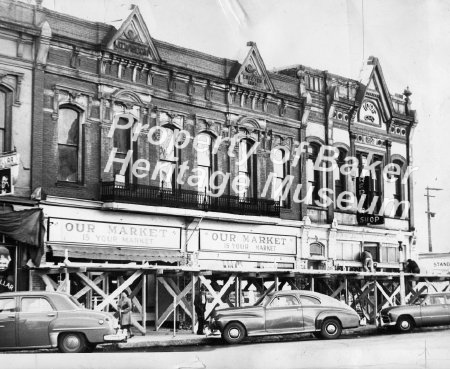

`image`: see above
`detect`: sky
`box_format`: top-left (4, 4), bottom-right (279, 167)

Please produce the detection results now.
top-left (41, 0), bottom-right (450, 255)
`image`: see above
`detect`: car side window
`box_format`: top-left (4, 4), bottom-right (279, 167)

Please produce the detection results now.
top-left (0, 298), bottom-right (15, 313)
top-left (269, 295), bottom-right (299, 308)
top-left (21, 298), bottom-right (54, 313)
top-left (299, 296), bottom-right (321, 305)
top-left (429, 296), bottom-right (445, 305)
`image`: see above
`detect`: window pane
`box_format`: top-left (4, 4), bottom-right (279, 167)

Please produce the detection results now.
top-left (299, 296), bottom-right (320, 305)
top-left (0, 298), bottom-right (15, 313)
top-left (114, 117), bottom-right (130, 154)
top-left (160, 128), bottom-right (175, 161)
top-left (0, 91), bottom-right (5, 129)
top-left (239, 140), bottom-right (248, 173)
top-left (21, 298), bottom-right (53, 313)
top-left (159, 161), bottom-right (175, 188)
top-left (58, 145), bottom-right (78, 182)
top-left (196, 134), bottom-right (211, 167)
top-left (0, 130), bottom-right (3, 153)
top-left (58, 109), bottom-right (79, 145)
top-left (272, 177), bottom-right (282, 201)
top-left (197, 166), bottom-right (209, 192)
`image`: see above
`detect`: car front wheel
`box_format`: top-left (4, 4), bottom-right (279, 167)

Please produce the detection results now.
top-left (58, 332), bottom-right (88, 353)
top-left (223, 322), bottom-right (246, 344)
top-left (320, 318), bottom-right (342, 339)
top-left (396, 316), bottom-right (414, 333)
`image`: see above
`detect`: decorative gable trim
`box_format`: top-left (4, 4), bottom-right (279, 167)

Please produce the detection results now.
top-left (105, 6), bottom-right (160, 62)
top-left (232, 42), bottom-right (275, 93)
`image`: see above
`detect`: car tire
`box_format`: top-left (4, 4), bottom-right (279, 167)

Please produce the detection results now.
top-left (320, 318), bottom-right (342, 340)
top-left (222, 322), bottom-right (246, 344)
top-left (58, 332), bottom-right (88, 353)
top-left (396, 316), bottom-right (414, 333)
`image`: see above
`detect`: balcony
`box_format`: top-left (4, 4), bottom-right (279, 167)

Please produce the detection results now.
top-left (100, 182), bottom-right (281, 217)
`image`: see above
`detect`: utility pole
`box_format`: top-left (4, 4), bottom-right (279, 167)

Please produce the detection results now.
top-left (425, 186), bottom-right (443, 252)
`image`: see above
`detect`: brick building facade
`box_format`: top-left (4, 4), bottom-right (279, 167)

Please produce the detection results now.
top-left (0, 0), bottom-right (418, 327)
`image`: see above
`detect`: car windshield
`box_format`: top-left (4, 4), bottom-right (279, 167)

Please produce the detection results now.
top-left (254, 295), bottom-right (272, 307)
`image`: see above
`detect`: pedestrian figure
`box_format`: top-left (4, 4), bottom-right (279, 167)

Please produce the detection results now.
top-left (361, 250), bottom-right (374, 272)
top-left (118, 291), bottom-right (133, 338)
top-left (194, 286), bottom-right (206, 335)
top-left (405, 259), bottom-right (420, 274)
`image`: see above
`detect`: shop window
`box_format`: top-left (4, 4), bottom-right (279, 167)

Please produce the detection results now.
top-left (272, 147), bottom-right (290, 208)
top-left (307, 142), bottom-right (325, 204)
top-left (0, 87), bottom-right (12, 153)
top-left (57, 107), bottom-right (82, 182)
top-left (238, 139), bottom-right (257, 199)
top-left (159, 126), bottom-right (180, 191)
top-left (381, 246), bottom-right (399, 263)
top-left (336, 242), bottom-right (361, 261)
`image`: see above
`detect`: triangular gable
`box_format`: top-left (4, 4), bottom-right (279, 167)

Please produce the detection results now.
top-left (232, 42), bottom-right (275, 92)
top-left (105, 6), bottom-right (160, 61)
top-left (357, 56), bottom-right (393, 123)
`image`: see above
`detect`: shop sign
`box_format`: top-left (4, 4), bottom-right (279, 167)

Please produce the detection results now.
top-left (48, 218), bottom-right (181, 249)
top-left (198, 259), bottom-right (294, 270)
top-left (0, 153), bottom-right (19, 169)
top-left (200, 230), bottom-right (296, 255)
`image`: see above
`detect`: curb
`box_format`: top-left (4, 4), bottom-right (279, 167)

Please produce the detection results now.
top-left (116, 325), bottom-right (380, 349)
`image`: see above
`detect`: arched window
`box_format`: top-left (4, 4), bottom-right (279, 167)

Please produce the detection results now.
top-left (307, 142), bottom-right (324, 204)
top-left (334, 148), bottom-right (348, 200)
top-left (272, 147), bottom-right (290, 207)
top-left (358, 153), bottom-right (383, 213)
top-left (159, 126), bottom-right (179, 190)
top-left (310, 242), bottom-right (325, 256)
top-left (0, 87), bottom-right (12, 153)
top-left (196, 133), bottom-right (213, 193)
top-left (238, 138), bottom-right (257, 198)
top-left (57, 107), bottom-right (81, 182)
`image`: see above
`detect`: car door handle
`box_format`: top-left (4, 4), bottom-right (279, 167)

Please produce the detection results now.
top-left (47, 313), bottom-right (56, 317)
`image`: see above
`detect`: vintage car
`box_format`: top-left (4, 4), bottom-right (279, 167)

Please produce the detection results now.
top-left (209, 290), bottom-right (361, 344)
top-left (379, 292), bottom-right (450, 332)
top-left (0, 291), bottom-right (126, 352)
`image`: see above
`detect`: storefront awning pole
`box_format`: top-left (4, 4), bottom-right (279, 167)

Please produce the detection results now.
top-left (155, 272), bottom-right (159, 332)
top-left (191, 272), bottom-right (196, 334)
top-left (173, 294), bottom-right (176, 337)
top-left (142, 273), bottom-right (147, 335)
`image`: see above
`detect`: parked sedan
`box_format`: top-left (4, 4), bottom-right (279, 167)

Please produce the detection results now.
top-left (209, 290), bottom-right (361, 344)
top-left (0, 291), bottom-right (126, 352)
top-left (379, 292), bottom-right (450, 332)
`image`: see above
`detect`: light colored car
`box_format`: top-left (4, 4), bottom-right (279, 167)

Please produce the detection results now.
top-left (379, 292), bottom-right (450, 332)
top-left (209, 290), bottom-right (361, 344)
top-left (0, 291), bottom-right (126, 352)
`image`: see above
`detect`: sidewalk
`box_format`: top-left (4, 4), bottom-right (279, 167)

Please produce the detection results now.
top-left (116, 324), bottom-right (380, 349)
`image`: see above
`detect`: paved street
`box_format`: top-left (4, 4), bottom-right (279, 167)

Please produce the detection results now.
top-left (3, 329), bottom-right (450, 369)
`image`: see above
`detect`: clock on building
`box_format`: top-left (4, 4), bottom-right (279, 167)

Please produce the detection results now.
top-left (360, 100), bottom-right (380, 124)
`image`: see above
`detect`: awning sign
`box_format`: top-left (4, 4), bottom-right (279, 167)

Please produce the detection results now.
top-left (200, 230), bottom-right (296, 255)
top-left (48, 218), bottom-right (181, 249)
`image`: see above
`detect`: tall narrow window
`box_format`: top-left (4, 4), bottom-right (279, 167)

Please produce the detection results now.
top-left (196, 133), bottom-right (212, 194)
top-left (307, 143), bottom-right (323, 204)
top-left (272, 147), bottom-right (290, 207)
top-left (334, 148), bottom-right (348, 201)
top-left (57, 107), bottom-right (81, 182)
top-left (358, 153), bottom-right (383, 213)
top-left (0, 88), bottom-right (12, 153)
top-left (112, 116), bottom-right (131, 185)
top-left (393, 159), bottom-right (405, 217)
top-left (238, 139), bottom-right (256, 199)
top-left (159, 126), bottom-right (179, 190)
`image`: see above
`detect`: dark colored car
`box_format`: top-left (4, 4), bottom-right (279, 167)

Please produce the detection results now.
top-left (209, 290), bottom-right (361, 344)
top-left (0, 291), bottom-right (126, 352)
top-left (379, 292), bottom-right (450, 332)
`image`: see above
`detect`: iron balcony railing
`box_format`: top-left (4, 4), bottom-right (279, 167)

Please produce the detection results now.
top-left (101, 182), bottom-right (280, 217)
